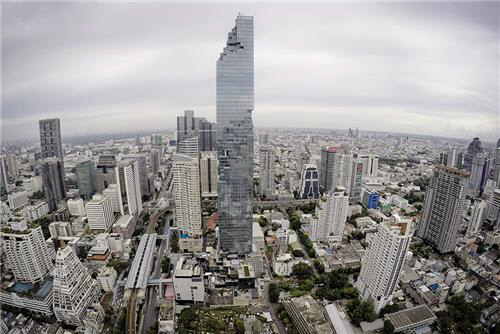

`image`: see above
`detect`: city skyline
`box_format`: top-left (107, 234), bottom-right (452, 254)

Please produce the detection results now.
top-left (2, 2), bottom-right (499, 142)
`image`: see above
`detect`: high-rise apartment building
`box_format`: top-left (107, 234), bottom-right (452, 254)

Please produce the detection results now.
top-left (299, 164), bottom-right (320, 199)
top-left (85, 194), bottom-right (114, 231)
top-left (39, 118), bottom-right (63, 160)
top-left (40, 157), bottom-right (66, 212)
top-left (356, 218), bottom-right (412, 313)
top-left (319, 147), bottom-right (352, 194)
top-left (75, 159), bottom-right (97, 200)
top-left (95, 155), bottom-right (117, 193)
top-left (311, 189), bottom-right (349, 242)
top-left (177, 110), bottom-right (216, 152)
top-left (103, 184), bottom-right (124, 215)
top-left (417, 166), bottom-right (469, 253)
top-left (53, 246), bottom-right (100, 326)
top-left (0, 156), bottom-right (9, 194)
top-left (259, 145), bottom-right (275, 196)
top-left (172, 154), bottom-right (202, 238)
top-left (149, 149), bottom-right (161, 174)
top-left (466, 200), bottom-right (486, 236)
top-left (117, 158), bottom-right (143, 216)
top-left (1, 226), bottom-right (55, 283)
top-left (123, 154), bottom-right (150, 198)
top-left (357, 154), bottom-right (379, 181)
top-left (177, 131), bottom-right (199, 158)
top-left (483, 189), bottom-right (500, 230)
top-left (468, 154), bottom-right (491, 196)
top-left (493, 148), bottom-right (500, 187)
top-left (447, 147), bottom-right (457, 167)
top-left (216, 15), bottom-right (254, 254)
top-left (349, 160), bottom-right (363, 202)
top-left (6, 154), bottom-right (19, 178)
top-left (199, 151), bottom-right (218, 199)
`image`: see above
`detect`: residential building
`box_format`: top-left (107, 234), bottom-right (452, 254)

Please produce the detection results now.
top-left (311, 189), bottom-right (349, 242)
top-left (356, 219), bottom-right (412, 313)
top-left (39, 157), bottom-right (66, 212)
top-left (349, 160), bottom-right (363, 202)
top-left (8, 191), bottom-right (29, 210)
top-left (319, 147), bottom-right (352, 194)
top-left (23, 201), bottom-right (50, 222)
top-left (199, 151), bottom-right (218, 199)
top-left (493, 148), bottom-right (500, 186)
top-left (75, 159), bottom-right (97, 200)
top-left (149, 149), bottom-right (161, 174)
top-left (103, 184), bottom-right (123, 214)
top-left (259, 144), bottom-right (275, 196)
top-left (217, 15), bottom-right (254, 254)
top-left (67, 198), bottom-right (86, 216)
top-left (282, 295), bottom-right (333, 334)
top-left (1, 226), bottom-right (55, 283)
top-left (177, 109), bottom-right (216, 152)
top-left (96, 266), bottom-right (117, 292)
top-left (39, 118), bottom-right (63, 160)
top-left (468, 154), bottom-right (491, 196)
top-left (299, 164), bottom-right (320, 199)
top-left (116, 158), bottom-right (143, 216)
top-left (361, 189), bottom-right (379, 209)
top-left (0, 156), bottom-right (9, 194)
top-left (53, 246), bottom-right (100, 326)
top-left (6, 154), bottom-right (19, 178)
top-left (49, 221), bottom-right (73, 238)
top-left (357, 154), bottom-right (379, 181)
top-left (172, 257), bottom-right (204, 303)
top-left (85, 194), bottom-right (114, 231)
top-left (417, 166), bottom-right (469, 253)
top-left (0, 276), bottom-right (54, 316)
top-left (123, 154), bottom-right (150, 198)
top-left (467, 200), bottom-right (486, 236)
top-left (483, 189), bottom-right (500, 230)
top-left (177, 131), bottom-right (199, 158)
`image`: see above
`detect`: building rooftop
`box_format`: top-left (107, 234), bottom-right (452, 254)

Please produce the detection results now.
top-left (385, 305), bottom-right (437, 332)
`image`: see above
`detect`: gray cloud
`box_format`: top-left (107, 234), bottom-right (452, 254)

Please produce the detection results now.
top-left (1, 2), bottom-right (499, 142)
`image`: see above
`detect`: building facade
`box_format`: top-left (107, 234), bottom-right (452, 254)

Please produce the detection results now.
top-left (85, 194), bottom-right (114, 231)
top-left (259, 144), bottom-right (275, 196)
top-left (75, 159), bottom-right (97, 200)
top-left (117, 158), bottom-right (143, 216)
top-left (319, 147), bottom-right (353, 194)
top-left (39, 118), bottom-right (63, 160)
top-left (95, 155), bottom-right (117, 193)
top-left (39, 157), bottom-right (66, 212)
top-left (311, 189), bottom-right (349, 242)
top-left (299, 164), bottom-right (320, 199)
top-left (199, 151), bottom-right (218, 199)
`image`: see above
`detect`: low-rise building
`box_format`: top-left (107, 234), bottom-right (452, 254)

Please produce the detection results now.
top-left (173, 256), bottom-right (204, 304)
top-left (384, 305), bottom-right (437, 333)
top-left (96, 266), bottom-right (117, 292)
top-left (282, 295), bottom-right (333, 334)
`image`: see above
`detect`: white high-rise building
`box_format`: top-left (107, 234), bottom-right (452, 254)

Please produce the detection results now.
top-left (447, 147), bottom-right (457, 167)
top-left (1, 226), bottom-right (55, 283)
top-left (172, 154), bottom-right (202, 239)
top-left (177, 132), bottom-right (199, 158)
top-left (103, 184), bottom-right (123, 214)
top-left (467, 200), bottom-right (486, 236)
top-left (199, 151), bottom-right (218, 199)
top-left (319, 147), bottom-right (353, 194)
top-left (311, 189), bottom-right (349, 242)
top-left (417, 166), bottom-right (469, 253)
top-left (67, 198), bottom-right (86, 217)
top-left (85, 195), bottom-right (114, 231)
top-left (7, 191), bottom-right (29, 210)
top-left (116, 158), bottom-right (143, 216)
top-left (53, 246), bottom-right (100, 326)
top-left (356, 218), bottom-right (412, 313)
top-left (358, 154), bottom-right (379, 182)
top-left (259, 145), bottom-right (275, 196)
top-left (483, 189), bottom-right (500, 230)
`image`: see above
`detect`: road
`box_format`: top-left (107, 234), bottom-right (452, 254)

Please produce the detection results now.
top-left (262, 248), bottom-right (286, 334)
top-left (126, 291), bottom-right (138, 334)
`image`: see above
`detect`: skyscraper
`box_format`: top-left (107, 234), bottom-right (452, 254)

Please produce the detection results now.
top-left (200, 151), bottom-right (218, 199)
top-left (85, 194), bottom-right (114, 231)
top-left (149, 149), bottom-right (161, 174)
top-left (319, 147), bottom-right (353, 194)
top-left (356, 218), bottom-right (412, 313)
top-left (492, 148), bottom-right (500, 187)
top-left (116, 158), bottom-right (143, 216)
top-left (95, 155), bottom-right (117, 193)
top-left (310, 189), bottom-right (349, 242)
top-left (357, 154), bottom-right (379, 181)
top-left (216, 15), bottom-right (254, 254)
top-left (417, 165), bottom-right (469, 253)
top-left (75, 159), bottom-right (97, 200)
top-left (177, 131), bottom-right (199, 158)
top-left (0, 156), bottom-right (8, 194)
top-left (1, 226), bottom-right (55, 283)
top-left (172, 154), bottom-right (202, 250)
top-left (483, 189), bottom-right (500, 230)
top-left (349, 160), bottom-right (363, 202)
top-left (39, 118), bottom-right (63, 160)
top-left (53, 246), bottom-right (100, 326)
top-left (177, 110), bottom-right (216, 152)
top-left (5, 154), bottom-right (19, 178)
top-left (464, 137), bottom-right (483, 170)
top-left (299, 164), bottom-right (320, 199)
top-left (466, 200), bottom-right (486, 236)
top-left (40, 157), bottom-right (66, 212)
top-left (123, 153), bottom-right (150, 198)
top-left (259, 145), bottom-right (275, 196)
top-left (468, 154), bottom-right (491, 196)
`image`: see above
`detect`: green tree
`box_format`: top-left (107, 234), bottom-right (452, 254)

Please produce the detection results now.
top-left (292, 249), bottom-right (304, 257)
top-left (314, 258), bottom-right (325, 274)
top-left (235, 319), bottom-right (245, 334)
top-left (268, 283), bottom-right (280, 303)
top-left (383, 320), bottom-right (395, 334)
top-left (170, 233), bottom-right (179, 252)
top-left (291, 263), bottom-right (314, 279)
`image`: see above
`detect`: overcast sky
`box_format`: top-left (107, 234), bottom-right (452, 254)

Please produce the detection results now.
top-left (2, 1), bottom-right (499, 142)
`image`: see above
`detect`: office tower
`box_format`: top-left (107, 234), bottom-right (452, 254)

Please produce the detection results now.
top-left (356, 219), bottom-right (412, 313)
top-left (75, 159), bottom-right (97, 200)
top-left (149, 149), bottom-right (161, 174)
top-left (40, 158), bottom-right (66, 212)
top-left (357, 154), bottom-right (379, 181)
top-left (417, 166), bottom-right (469, 253)
top-left (216, 15), bottom-right (254, 254)
top-left (362, 188), bottom-right (379, 209)
top-left (103, 184), bottom-right (124, 215)
top-left (95, 155), bottom-right (117, 193)
top-left (85, 194), bottom-right (114, 231)
top-left (468, 154), bottom-right (491, 196)
top-left (259, 145), bottom-right (275, 196)
top-left (493, 148), bottom-right (500, 186)
top-left (1, 226), bottom-right (55, 283)
top-left (0, 156), bottom-right (9, 194)
top-left (464, 137), bottom-right (483, 170)
top-left (349, 160), bottom-right (363, 202)
top-left (5, 154), bottom-right (19, 178)
top-left (53, 246), bottom-right (100, 326)
top-left (177, 110), bottom-right (216, 152)
top-left (319, 147), bottom-right (353, 194)
top-left (311, 189), bottom-right (348, 242)
top-left (39, 118), bottom-right (63, 160)
top-left (151, 134), bottom-right (164, 146)
top-left (456, 152), bottom-right (465, 169)
top-left (259, 134), bottom-right (269, 145)
top-left (116, 158), bottom-right (143, 216)
top-left (177, 131), bottom-right (199, 158)
top-left (199, 151), bottom-right (218, 199)
top-left (299, 164), bottom-right (320, 199)
top-left (123, 154), bottom-right (150, 198)
top-left (447, 148), bottom-right (457, 167)
top-left (483, 189), bottom-right (500, 230)
top-left (466, 200), bottom-right (486, 236)
top-left (173, 154), bottom-right (202, 236)
top-left (438, 152), bottom-right (448, 165)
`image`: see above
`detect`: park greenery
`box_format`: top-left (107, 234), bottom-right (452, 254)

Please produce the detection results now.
top-left (345, 298), bottom-right (377, 326)
top-left (170, 233), bottom-right (179, 253)
top-left (297, 230), bottom-right (316, 258)
top-left (436, 294), bottom-right (484, 334)
top-left (268, 283), bottom-right (280, 303)
top-left (315, 268), bottom-right (359, 302)
top-left (410, 242), bottom-right (432, 259)
top-left (178, 307), bottom-right (246, 334)
top-left (291, 262), bottom-right (314, 279)
top-left (258, 216), bottom-right (268, 227)
top-left (109, 258), bottom-right (128, 274)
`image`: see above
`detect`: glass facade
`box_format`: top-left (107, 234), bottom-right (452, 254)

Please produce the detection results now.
top-left (216, 15), bottom-right (254, 254)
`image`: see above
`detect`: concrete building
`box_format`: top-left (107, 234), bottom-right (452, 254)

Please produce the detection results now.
top-left (252, 222), bottom-right (265, 251)
top-left (39, 118), bottom-right (63, 160)
top-left (149, 149), bottom-right (161, 174)
top-left (39, 157), bottom-right (66, 212)
top-left (173, 257), bottom-right (204, 303)
top-left (356, 219), bottom-right (412, 313)
top-left (53, 246), bottom-right (100, 326)
top-left (49, 221), bottom-right (73, 238)
top-left (0, 156), bottom-right (9, 194)
top-left (23, 175), bottom-right (43, 193)
top-left (96, 155), bottom-right (117, 193)
top-left (8, 191), bottom-right (29, 210)
top-left (123, 153), bottom-right (150, 198)
top-left (349, 160), bottom-right (363, 202)
top-left (361, 189), bottom-right (379, 209)
top-left (75, 159), bottom-right (97, 200)
top-left (116, 158), bottom-right (143, 216)
top-left (319, 147), bottom-right (353, 194)
top-left (493, 148), bottom-right (500, 186)
top-left (259, 144), bottom-right (275, 196)
top-left (282, 295), bottom-right (333, 334)
top-left (467, 200), bottom-right (486, 236)
top-left (199, 151), bottom-right (218, 199)
top-left (483, 189), bottom-right (500, 230)
top-left (23, 202), bottom-right (49, 222)
top-left (217, 15), bottom-right (254, 254)
top-left (1, 226), bottom-right (55, 283)
top-left (85, 194), bottom-right (114, 231)
top-left (67, 198), bottom-right (86, 216)
top-left (6, 154), bottom-right (19, 178)
top-left (299, 164), bottom-right (320, 199)
top-left (417, 166), bottom-right (469, 253)
top-left (0, 276), bottom-right (54, 316)
top-left (177, 132), bottom-right (199, 158)
top-left (469, 154), bottom-right (491, 196)
top-left (177, 109), bottom-right (216, 152)
top-left (357, 154), bottom-right (379, 182)
top-left (311, 189), bottom-right (349, 242)
top-left (103, 184), bottom-right (123, 214)
top-left (277, 228), bottom-right (288, 253)
top-left (96, 266), bottom-right (117, 292)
